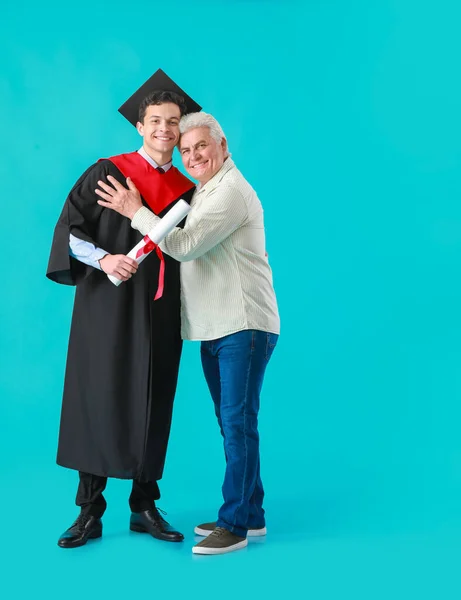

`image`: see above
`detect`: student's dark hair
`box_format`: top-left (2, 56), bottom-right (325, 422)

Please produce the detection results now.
top-left (138, 90), bottom-right (187, 122)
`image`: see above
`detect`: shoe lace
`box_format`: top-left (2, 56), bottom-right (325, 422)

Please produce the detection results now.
top-left (73, 513), bottom-right (89, 529)
top-left (155, 507), bottom-right (168, 522)
top-left (209, 527), bottom-right (227, 538)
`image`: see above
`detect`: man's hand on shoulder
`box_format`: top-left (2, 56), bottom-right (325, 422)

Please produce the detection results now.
top-left (95, 176), bottom-right (143, 220)
top-left (99, 254), bottom-right (138, 281)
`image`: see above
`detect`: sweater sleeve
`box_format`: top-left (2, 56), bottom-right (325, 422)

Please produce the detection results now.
top-left (131, 184), bottom-right (248, 262)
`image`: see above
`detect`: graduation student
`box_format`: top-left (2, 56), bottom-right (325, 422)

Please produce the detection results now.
top-left (46, 70), bottom-right (200, 549)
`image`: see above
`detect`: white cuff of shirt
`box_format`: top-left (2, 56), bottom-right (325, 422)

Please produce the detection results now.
top-left (131, 206), bottom-right (160, 236)
top-left (92, 248), bottom-right (109, 269)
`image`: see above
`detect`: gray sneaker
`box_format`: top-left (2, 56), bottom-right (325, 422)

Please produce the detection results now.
top-left (194, 521), bottom-right (267, 537)
top-left (192, 527), bottom-right (248, 555)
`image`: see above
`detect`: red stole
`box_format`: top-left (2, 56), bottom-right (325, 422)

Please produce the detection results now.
top-left (99, 151), bottom-right (194, 214)
top-left (98, 152), bottom-right (194, 300)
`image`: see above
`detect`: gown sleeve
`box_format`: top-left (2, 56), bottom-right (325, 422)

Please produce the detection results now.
top-left (46, 161), bottom-right (111, 285)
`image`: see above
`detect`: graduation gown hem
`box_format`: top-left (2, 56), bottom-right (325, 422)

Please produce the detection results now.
top-left (56, 458), bottom-right (165, 482)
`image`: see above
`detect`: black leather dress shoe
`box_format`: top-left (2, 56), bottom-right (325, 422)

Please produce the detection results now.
top-left (130, 509), bottom-right (184, 542)
top-left (58, 514), bottom-right (103, 548)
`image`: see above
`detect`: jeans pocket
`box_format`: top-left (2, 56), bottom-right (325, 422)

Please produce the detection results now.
top-left (265, 333), bottom-right (279, 361)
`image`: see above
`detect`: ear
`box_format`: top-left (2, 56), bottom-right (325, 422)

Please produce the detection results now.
top-left (221, 137), bottom-right (228, 154)
top-left (136, 121), bottom-right (144, 137)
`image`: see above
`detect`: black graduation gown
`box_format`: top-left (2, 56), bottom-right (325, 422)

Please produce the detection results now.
top-left (47, 158), bottom-right (194, 482)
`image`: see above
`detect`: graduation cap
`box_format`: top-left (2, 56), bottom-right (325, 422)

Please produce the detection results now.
top-left (118, 68), bottom-right (201, 127)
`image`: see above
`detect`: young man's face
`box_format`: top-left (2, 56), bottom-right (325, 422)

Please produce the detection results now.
top-left (179, 127), bottom-right (227, 185)
top-left (137, 102), bottom-right (181, 157)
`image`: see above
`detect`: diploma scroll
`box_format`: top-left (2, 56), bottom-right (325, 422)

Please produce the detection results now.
top-left (107, 199), bottom-right (191, 286)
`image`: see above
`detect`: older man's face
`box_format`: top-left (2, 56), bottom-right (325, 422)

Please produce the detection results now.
top-left (179, 127), bottom-right (227, 185)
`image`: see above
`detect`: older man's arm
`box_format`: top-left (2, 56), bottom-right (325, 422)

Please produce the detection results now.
top-left (132, 185), bottom-right (248, 262)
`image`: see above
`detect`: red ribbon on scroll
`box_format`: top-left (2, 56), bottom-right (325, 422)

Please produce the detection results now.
top-left (136, 235), bottom-right (165, 301)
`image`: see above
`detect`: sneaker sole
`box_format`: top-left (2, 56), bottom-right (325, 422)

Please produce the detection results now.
top-left (192, 539), bottom-right (248, 555)
top-left (194, 526), bottom-right (267, 537)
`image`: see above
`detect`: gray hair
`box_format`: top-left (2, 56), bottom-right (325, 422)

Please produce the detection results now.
top-left (179, 112), bottom-right (230, 156)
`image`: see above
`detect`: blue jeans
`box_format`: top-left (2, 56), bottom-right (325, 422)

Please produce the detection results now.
top-left (200, 329), bottom-right (279, 538)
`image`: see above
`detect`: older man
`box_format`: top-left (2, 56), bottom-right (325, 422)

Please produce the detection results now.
top-left (96, 112), bottom-right (280, 555)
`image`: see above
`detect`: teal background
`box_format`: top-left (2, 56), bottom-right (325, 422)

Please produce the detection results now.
top-left (1, 0), bottom-right (461, 597)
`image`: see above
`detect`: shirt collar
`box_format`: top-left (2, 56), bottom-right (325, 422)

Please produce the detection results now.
top-left (137, 147), bottom-right (173, 172)
top-left (196, 157), bottom-right (235, 194)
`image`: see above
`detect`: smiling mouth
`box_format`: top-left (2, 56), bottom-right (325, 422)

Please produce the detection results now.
top-left (154, 135), bottom-right (175, 142)
top-left (192, 161), bottom-right (209, 169)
